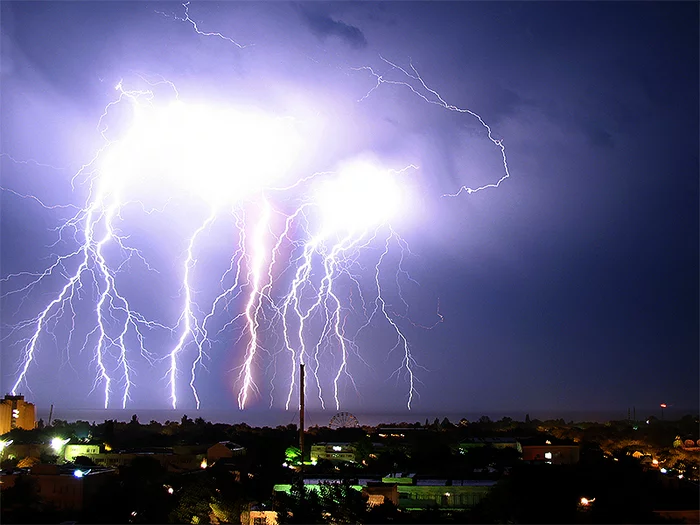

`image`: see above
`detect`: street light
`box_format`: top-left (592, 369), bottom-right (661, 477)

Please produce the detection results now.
top-left (660, 403), bottom-right (667, 420)
top-left (50, 437), bottom-right (69, 454)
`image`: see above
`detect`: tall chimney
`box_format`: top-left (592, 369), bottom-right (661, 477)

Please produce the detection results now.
top-left (299, 363), bottom-right (305, 474)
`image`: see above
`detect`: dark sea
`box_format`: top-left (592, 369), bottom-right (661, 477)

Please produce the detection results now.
top-left (36, 406), bottom-right (697, 427)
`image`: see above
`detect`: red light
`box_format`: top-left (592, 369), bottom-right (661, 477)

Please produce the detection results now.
top-left (660, 403), bottom-right (667, 408)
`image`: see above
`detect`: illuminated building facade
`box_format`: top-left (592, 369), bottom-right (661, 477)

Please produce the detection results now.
top-left (310, 442), bottom-right (356, 462)
top-left (274, 477), bottom-right (494, 510)
top-left (0, 394), bottom-right (36, 435)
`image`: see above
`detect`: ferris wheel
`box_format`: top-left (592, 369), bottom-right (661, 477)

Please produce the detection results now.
top-left (329, 412), bottom-right (359, 429)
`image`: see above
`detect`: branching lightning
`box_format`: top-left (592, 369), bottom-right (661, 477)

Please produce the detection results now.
top-left (2, 4), bottom-right (512, 412)
top-left (353, 55), bottom-right (511, 196)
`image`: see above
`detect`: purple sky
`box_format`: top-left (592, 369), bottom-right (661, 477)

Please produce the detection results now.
top-left (1, 2), bottom-right (697, 418)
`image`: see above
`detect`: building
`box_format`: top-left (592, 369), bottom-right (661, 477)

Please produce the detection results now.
top-left (2, 443), bottom-right (43, 462)
top-left (520, 438), bottom-right (579, 464)
top-left (207, 441), bottom-right (246, 463)
top-left (64, 443), bottom-right (101, 462)
top-left (380, 476), bottom-right (496, 510)
top-left (0, 463), bottom-right (117, 512)
top-left (60, 445), bottom-right (207, 472)
top-left (459, 437), bottom-right (522, 453)
top-left (310, 442), bottom-right (356, 463)
top-left (273, 476), bottom-right (494, 511)
top-left (91, 450), bottom-right (206, 472)
top-left (363, 481), bottom-right (399, 506)
top-left (240, 504), bottom-right (279, 525)
top-left (0, 394), bottom-right (36, 435)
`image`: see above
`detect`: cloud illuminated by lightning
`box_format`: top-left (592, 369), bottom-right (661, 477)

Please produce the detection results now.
top-left (2, 5), bottom-right (513, 411)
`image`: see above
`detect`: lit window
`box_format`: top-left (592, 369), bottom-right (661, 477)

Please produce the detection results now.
top-left (332, 446), bottom-right (342, 452)
top-left (544, 452), bottom-right (552, 459)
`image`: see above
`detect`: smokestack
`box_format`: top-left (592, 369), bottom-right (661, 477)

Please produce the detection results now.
top-left (300, 363), bottom-right (305, 475)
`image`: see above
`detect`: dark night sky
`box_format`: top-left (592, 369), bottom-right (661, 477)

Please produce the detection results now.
top-left (1, 2), bottom-right (698, 420)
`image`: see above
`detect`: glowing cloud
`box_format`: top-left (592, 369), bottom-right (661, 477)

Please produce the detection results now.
top-left (315, 161), bottom-right (404, 235)
top-left (101, 99), bottom-right (302, 206)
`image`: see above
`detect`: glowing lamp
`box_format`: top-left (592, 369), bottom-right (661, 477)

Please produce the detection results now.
top-left (50, 437), bottom-right (69, 452)
top-left (73, 469), bottom-right (84, 478)
top-left (332, 446), bottom-right (342, 452)
top-left (200, 458), bottom-right (208, 469)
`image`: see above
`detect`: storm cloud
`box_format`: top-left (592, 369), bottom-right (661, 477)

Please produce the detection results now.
top-left (299, 6), bottom-right (368, 49)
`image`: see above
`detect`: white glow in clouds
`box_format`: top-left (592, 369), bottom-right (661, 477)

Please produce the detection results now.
top-left (101, 100), bottom-right (302, 205)
top-left (315, 161), bottom-right (404, 235)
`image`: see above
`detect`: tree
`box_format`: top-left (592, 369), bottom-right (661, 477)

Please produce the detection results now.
top-left (318, 481), bottom-right (367, 524)
top-left (73, 455), bottom-right (96, 467)
top-left (285, 446), bottom-right (302, 466)
top-left (354, 437), bottom-right (374, 464)
top-left (170, 478), bottom-right (216, 524)
top-left (275, 479), bottom-right (324, 524)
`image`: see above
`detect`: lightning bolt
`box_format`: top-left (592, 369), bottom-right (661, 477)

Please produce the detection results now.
top-left (157, 2), bottom-right (249, 49)
top-left (237, 198), bottom-right (272, 409)
top-left (3, 16), bottom-right (511, 412)
top-left (4, 165), bottom-right (165, 408)
top-left (353, 56), bottom-right (511, 196)
top-left (166, 209), bottom-right (217, 410)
